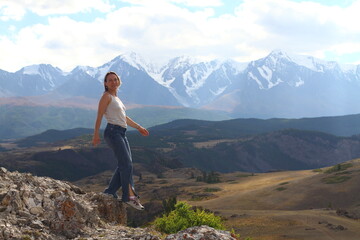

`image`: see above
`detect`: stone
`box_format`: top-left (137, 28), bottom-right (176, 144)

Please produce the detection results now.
top-left (30, 206), bottom-right (44, 215)
top-left (164, 225), bottom-right (236, 240)
top-left (18, 210), bottom-right (32, 218)
top-left (30, 220), bottom-right (44, 229)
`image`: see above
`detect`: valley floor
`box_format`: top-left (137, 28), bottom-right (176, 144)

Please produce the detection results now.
top-left (74, 159), bottom-right (360, 240)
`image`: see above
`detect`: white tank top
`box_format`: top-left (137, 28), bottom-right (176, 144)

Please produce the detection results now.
top-left (104, 93), bottom-right (127, 128)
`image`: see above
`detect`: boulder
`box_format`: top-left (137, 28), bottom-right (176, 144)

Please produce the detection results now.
top-left (164, 225), bottom-right (237, 240)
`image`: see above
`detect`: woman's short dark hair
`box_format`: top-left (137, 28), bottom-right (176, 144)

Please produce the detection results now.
top-left (104, 71), bottom-right (121, 92)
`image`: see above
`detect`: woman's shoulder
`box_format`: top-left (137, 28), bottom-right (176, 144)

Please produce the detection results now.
top-left (101, 92), bottom-right (112, 102)
top-left (102, 91), bottom-right (113, 97)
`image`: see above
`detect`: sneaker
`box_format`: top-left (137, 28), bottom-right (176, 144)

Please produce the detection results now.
top-left (125, 197), bottom-right (145, 210)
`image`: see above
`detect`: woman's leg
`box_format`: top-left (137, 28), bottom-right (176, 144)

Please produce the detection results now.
top-left (103, 126), bottom-right (121, 198)
top-left (110, 133), bottom-right (133, 201)
top-left (123, 135), bottom-right (138, 198)
top-left (103, 167), bottom-right (121, 198)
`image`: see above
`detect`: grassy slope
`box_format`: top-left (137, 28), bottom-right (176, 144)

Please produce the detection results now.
top-left (73, 159), bottom-right (360, 240)
top-left (189, 159), bottom-right (360, 240)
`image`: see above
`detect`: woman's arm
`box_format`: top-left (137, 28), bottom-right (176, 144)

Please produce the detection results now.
top-left (126, 116), bottom-right (149, 136)
top-left (92, 93), bottom-right (111, 146)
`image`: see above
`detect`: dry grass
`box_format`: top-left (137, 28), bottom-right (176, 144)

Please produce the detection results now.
top-left (193, 139), bottom-right (238, 148)
top-left (74, 159), bottom-right (360, 240)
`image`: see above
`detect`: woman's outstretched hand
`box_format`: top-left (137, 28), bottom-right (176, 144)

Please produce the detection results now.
top-left (138, 127), bottom-right (149, 136)
top-left (92, 135), bottom-right (101, 146)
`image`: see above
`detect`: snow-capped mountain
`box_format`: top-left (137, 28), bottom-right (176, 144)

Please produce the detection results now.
top-left (1, 50), bottom-right (360, 118)
top-left (0, 64), bottom-right (67, 97)
top-left (205, 50), bottom-right (360, 117)
top-left (158, 56), bottom-right (243, 107)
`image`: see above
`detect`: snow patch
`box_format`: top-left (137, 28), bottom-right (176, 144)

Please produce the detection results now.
top-left (248, 72), bottom-right (264, 89)
top-left (287, 53), bottom-right (342, 73)
top-left (210, 86), bottom-right (227, 96)
top-left (295, 78), bottom-right (305, 87)
top-left (168, 87), bottom-right (190, 107)
top-left (268, 78), bottom-right (283, 88)
top-left (339, 63), bottom-right (357, 73)
top-left (147, 67), bottom-right (169, 87)
top-left (96, 63), bottom-right (114, 83)
top-left (228, 60), bottom-right (248, 74)
top-left (257, 66), bottom-right (272, 82)
top-left (183, 60), bottom-right (222, 95)
top-left (170, 55), bottom-right (202, 69)
top-left (23, 65), bottom-right (40, 75)
top-left (120, 52), bottom-right (159, 74)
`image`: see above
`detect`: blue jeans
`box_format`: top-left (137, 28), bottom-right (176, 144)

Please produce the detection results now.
top-left (103, 123), bottom-right (137, 202)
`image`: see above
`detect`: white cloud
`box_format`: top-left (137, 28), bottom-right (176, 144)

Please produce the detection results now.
top-left (171, 0), bottom-right (223, 7)
top-left (119, 0), bottom-right (223, 7)
top-left (1, 0), bottom-right (360, 72)
top-left (0, 0), bottom-right (114, 20)
top-left (0, 2), bottom-right (26, 21)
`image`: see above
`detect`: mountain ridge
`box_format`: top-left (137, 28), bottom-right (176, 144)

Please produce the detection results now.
top-left (1, 50), bottom-right (360, 118)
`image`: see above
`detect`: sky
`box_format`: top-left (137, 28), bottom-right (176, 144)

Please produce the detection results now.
top-left (0, 0), bottom-right (360, 72)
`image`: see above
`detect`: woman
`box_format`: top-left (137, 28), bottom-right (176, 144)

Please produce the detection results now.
top-left (92, 71), bottom-right (149, 210)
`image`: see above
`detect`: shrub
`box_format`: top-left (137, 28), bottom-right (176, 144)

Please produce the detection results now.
top-left (324, 163), bottom-right (353, 174)
top-left (162, 197), bottom-right (177, 215)
top-left (204, 187), bottom-right (221, 192)
top-left (153, 202), bottom-right (224, 234)
top-left (279, 182), bottom-right (289, 185)
top-left (196, 171), bottom-right (221, 183)
top-left (322, 175), bottom-right (351, 184)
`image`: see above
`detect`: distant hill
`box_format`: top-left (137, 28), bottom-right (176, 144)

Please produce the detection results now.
top-left (2, 113), bottom-right (360, 180)
top-left (150, 113), bottom-right (360, 137)
top-left (0, 105), bottom-right (97, 140)
top-left (0, 144), bottom-right (181, 181)
top-left (15, 128), bottom-right (94, 147)
top-left (0, 105), bottom-right (230, 139)
top-left (127, 115), bottom-right (360, 172)
top-left (165, 129), bottom-right (360, 172)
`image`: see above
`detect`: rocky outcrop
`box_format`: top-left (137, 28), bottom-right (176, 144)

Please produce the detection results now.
top-left (0, 167), bottom-right (236, 240)
top-left (164, 225), bottom-right (236, 240)
top-left (336, 208), bottom-right (360, 220)
top-left (0, 167), bottom-right (161, 239)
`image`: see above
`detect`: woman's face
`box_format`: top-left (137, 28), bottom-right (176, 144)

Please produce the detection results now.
top-left (105, 73), bottom-right (121, 91)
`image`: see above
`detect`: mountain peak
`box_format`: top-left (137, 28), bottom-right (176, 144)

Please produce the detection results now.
top-left (266, 49), bottom-right (292, 63)
top-left (265, 50), bottom-right (341, 72)
top-left (21, 64), bottom-right (63, 76)
top-left (118, 51), bottom-right (158, 73)
top-left (168, 55), bottom-right (201, 68)
top-left (269, 49), bottom-right (289, 57)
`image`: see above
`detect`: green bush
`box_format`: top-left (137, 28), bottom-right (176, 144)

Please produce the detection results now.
top-left (324, 163), bottom-right (353, 174)
top-left (196, 171), bottom-right (221, 183)
top-left (204, 187), bottom-right (221, 192)
top-left (154, 202), bottom-right (224, 234)
top-left (322, 175), bottom-right (351, 184)
top-left (279, 182), bottom-right (289, 185)
top-left (162, 197), bottom-right (177, 215)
